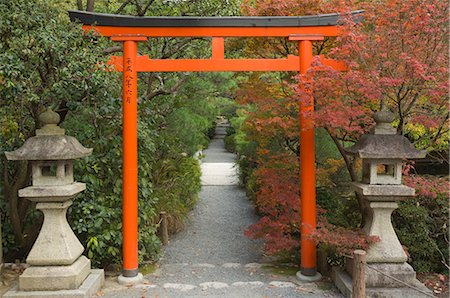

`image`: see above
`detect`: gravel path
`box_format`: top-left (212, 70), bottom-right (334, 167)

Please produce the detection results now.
top-left (100, 122), bottom-right (342, 298)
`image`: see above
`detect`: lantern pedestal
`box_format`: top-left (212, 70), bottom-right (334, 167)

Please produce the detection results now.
top-left (333, 183), bottom-right (432, 297)
top-left (26, 200), bottom-right (84, 266)
top-left (4, 109), bottom-right (104, 298)
top-left (333, 109), bottom-right (431, 297)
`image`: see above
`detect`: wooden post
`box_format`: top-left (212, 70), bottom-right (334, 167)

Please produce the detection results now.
top-left (160, 211), bottom-right (169, 245)
top-left (352, 250), bottom-right (366, 298)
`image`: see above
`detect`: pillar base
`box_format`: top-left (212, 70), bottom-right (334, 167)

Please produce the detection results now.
top-left (296, 270), bottom-right (322, 282)
top-left (3, 269), bottom-right (104, 298)
top-left (118, 273), bottom-right (143, 286)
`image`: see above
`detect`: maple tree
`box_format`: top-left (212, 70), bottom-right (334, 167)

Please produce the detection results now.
top-left (235, 0), bottom-right (448, 258)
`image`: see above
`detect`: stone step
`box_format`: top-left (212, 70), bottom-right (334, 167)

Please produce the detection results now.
top-left (99, 262), bottom-right (344, 297)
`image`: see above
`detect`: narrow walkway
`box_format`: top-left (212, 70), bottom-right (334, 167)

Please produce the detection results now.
top-left (101, 121), bottom-right (342, 297)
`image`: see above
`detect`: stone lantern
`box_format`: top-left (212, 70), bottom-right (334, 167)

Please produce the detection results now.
top-left (333, 109), bottom-right (432, 297)
top-left (4, 109), bottom-right (104, 298)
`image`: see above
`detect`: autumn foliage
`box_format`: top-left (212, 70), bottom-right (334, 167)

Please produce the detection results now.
top-left (236, 0), bottom-right (448, 259)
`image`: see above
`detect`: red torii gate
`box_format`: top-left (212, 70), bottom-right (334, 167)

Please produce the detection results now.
top-left (69, 10), bottom-right (362, 283)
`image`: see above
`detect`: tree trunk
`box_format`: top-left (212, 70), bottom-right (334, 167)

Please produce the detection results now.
top-left (86, 0), bottom-right (95, 12)
top-left (3, 160), bottom-right (30, 246)
top-left (326, 129), bottom-right (366, 227)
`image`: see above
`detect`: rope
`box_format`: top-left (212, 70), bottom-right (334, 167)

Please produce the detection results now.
top-left (342, 254), bottom-right (434, 297)
top-left (364, 264), bottom-right (435, 298)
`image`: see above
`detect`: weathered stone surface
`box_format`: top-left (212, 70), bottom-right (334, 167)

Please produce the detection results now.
top-left (361, 201), bottom-right (408, 263)
top-left (362, 159), bottom-right (402, 185)
top-left (19, 256), bottom-right (90, 291)
top-left (345, 134), bottom-right (426, 159)
top-left (4, 269), bottom-right (104, 298)
top-left (231, 281), bottom-right (264, 287)
top-left (346, 262), bottom-right (416, 287)
top-left (296, 271), bottom-right (322, 282)
top-left (18, 183), bottom-right (85, 202)
top-left (5, 135), bottom-right (92, 161)
top-left (117, 273), bottom-right (143, 286)
top-left (333, 267), bottom-right (432, 298)
top-left (199, 282), bottom-right (229, 290)
top-left (352, 182), bottom-right (415, 199)
top-left (162, 283), bottom-right (197, 291)
top-left (364, 263), bottom-right (416, 287)
top-left (26, 201), bottom-right (84, 266)
top-left (269, 281), bottom-right (297, 288)
top-left (32, 160), bottom-right (74, 187)
top-left (222, 263), bottom-right (241, 268)
top-left (5, 109), bottom-right (92, 161)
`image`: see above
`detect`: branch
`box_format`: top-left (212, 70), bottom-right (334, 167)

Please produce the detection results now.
top-left (146, 75), bottom-right (189, 100)
top-left (325, 128), bottom-right (358, 182)
top-left (103, 45), bottom-right (123, 54)
top-left (142, 0), bottom-right (156, 15)
top-left (134, 0), bottom-right (143, 16)
top-left (86, 0), bottom-right (95, 12)
top-left (77, 0), bottom-right (83, 10)
top-left (115, 0), bottom-right (132, 14)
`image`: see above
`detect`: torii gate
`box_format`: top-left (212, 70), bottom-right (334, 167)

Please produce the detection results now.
top-left (69, 10), bottom-right (363, 283)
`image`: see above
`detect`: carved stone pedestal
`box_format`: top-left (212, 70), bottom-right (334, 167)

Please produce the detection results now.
top-left (4, 199), bottom-right (104, 298)
top-left (3, 109), bottom-right (104, 298)
top-left (332, 185), bottom-right (432, 297)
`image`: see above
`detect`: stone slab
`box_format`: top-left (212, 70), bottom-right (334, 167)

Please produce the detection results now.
top-left (346, 262), bottom-right (416, 287)
top-left (19, 183), bottom-right (86, 202)
top-left (3, 269), bottom-right (104, 298)
top-left (352, 182), bottom-right (414, 199)
top-left (19, 256), bottom-right (90, 291)
top-left (333, 267), bottom-right (432, 298)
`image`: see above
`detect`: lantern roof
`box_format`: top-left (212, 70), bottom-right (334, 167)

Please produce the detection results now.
top-left (346, 134), bottom-right (426, 159)
top-left (5, 109), bottom-right (92, 161)
top-left (346, 110), bottom-right (426, 159)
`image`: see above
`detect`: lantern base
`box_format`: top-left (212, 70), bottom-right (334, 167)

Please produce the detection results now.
top-left (3, 269), bottom-right (104, 298)
top-left (333, 266), bottom-right (432, 298)
top-left (19, 256), bottom-right (90, 291)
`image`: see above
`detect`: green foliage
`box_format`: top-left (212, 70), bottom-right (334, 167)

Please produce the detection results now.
top-left (316, 187), bottom-right (361, 229)
top-left (393, 194), bottom-right (449, 273)
top-left (0, 0), bottom-right (232, 268)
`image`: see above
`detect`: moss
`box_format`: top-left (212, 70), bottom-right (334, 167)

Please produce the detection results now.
top-left (139, 263), bottom-right (157, 275)
top-left (262, 263), bottom-right (299, 276)
top-left (316, 282), bottom-right (333, 291)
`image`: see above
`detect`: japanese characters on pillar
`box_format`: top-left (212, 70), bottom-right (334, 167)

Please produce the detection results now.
top-left (110, 36), bottom-right (147, 285)
top-left (124, 57), bottom-right (133, 104)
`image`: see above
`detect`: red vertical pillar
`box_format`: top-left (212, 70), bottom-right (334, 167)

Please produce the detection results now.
top-left (122, 40), bottom-right (139, 278)
top-left (289, 34), bottom-right (323, 280)
top-left (111, 36), bottom-right (147, 281)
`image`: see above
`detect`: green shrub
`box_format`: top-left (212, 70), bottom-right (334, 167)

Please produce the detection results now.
top-left (224, 134), bottom-right (236, 153)
top-left (393, 194), bottom-right (449, 273)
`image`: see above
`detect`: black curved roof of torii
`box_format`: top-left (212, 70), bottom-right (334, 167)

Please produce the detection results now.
top-left (68, 10), bottom-right (364, 27)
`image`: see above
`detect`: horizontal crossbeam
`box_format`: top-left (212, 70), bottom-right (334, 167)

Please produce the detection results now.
top-left (83, 25), bottom-right (340, 37)
top-left (108, 55), bottom-right (346, 72)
